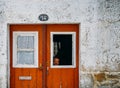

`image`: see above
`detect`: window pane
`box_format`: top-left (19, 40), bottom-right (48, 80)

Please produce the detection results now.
top-left (53, 34), bottom-right (72, 65)
top-left (17, 36), bottom-right (34, 49)
top-left (17, 51), bottom-right (34, 64)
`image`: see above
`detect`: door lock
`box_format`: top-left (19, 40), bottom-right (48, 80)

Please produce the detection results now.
top-left (39, 63), bottom-right (43, 70)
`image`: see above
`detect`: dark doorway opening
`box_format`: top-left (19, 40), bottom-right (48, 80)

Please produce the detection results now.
top-left (53, 34), bottom-right (72, 65)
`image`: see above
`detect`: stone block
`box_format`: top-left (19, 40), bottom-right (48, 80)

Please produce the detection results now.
top-left (80, 73), bottom-right (94, 88)
top-left (94, 73), bottom-right (106, 82)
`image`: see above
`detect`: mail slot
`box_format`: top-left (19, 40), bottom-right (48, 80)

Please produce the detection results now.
top-left (19, 76), bottom-right (32, 80)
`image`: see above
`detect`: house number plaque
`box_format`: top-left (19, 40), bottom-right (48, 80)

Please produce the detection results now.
top-left (39, 14), bottom-right (49, 21)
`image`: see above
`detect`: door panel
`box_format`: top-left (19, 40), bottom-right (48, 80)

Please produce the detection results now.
top-left (10, 25), bottom-right (43, 88)
top-left (47, 24), bottom-right (79, 88)
top-left (10, 24), bottom-right (79, 88)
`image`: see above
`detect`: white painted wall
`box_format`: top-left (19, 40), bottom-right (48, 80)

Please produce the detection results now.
top-left (0, 0), bottom-right (120, 88)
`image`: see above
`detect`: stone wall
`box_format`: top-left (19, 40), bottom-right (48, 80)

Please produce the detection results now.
top-left (0, 0), bottom-right (120, 88)
top-left (81, 72), bottom-right (120, 88)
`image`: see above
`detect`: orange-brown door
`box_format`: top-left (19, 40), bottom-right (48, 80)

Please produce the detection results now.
top-left (10, 24), bottom-right (79, 88)
top-left (47, 24), bottom-right (79, 88)
top-left (10, 25), bottom-right (43, 88)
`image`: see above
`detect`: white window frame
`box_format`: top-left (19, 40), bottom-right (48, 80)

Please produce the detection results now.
top-left (50, 32), bottom-right (76, 68)
top-left (13, 31), bottom-right (38, 68)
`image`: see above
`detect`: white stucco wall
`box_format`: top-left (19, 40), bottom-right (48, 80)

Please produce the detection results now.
top-left (0, 0), bottom-right (120, 88)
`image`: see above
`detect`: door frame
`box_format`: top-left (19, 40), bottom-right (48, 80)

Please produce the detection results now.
top-left (7, 23), bottom-right (80, 88)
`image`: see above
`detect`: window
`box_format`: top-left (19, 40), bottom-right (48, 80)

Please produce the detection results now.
top-left (51, 32), bottom-right (76, 68)
top-left (13, 32), bottom-right (38, 68)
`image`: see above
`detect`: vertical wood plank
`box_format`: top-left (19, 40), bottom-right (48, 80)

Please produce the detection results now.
top-left (10, 26), bottom-right (15, 88)
top-left (42, 25), bottom-right (47, 88)
top-left (37, 25), bottom-right (43, 88)
top-left (14, 68), bottom-right (22, 88)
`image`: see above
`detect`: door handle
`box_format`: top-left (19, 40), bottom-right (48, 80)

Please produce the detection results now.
top-left (47, 67), bottom-right (49, 75)
top-left (39, 63), bottom-right (43, 70)
top-left (46, 61), bottom-right (49, 75)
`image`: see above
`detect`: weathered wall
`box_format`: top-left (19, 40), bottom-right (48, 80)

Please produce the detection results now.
top-left (0, 0), bottom-right (120, 88)
top-left (80, 0), bottom-right (120, 88)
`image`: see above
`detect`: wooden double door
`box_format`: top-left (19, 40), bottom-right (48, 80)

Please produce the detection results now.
top-left (10, 24), bottom-right (79, 88)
